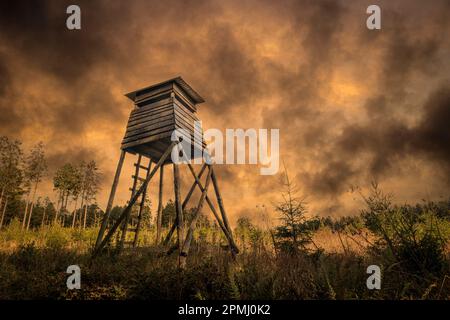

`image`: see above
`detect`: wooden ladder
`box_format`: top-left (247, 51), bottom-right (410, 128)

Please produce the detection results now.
top-left (118, 154), bottom-right (152, 249)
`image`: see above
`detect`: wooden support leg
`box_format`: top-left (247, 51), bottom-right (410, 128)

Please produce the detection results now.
top-left (210, 167), bottom-right (239, 256)
top-left (187, 163), bottom-right (239, 254)
top-left (182, 163), bottom-right (208, 209)
top-left (179, 166), bottom-right (212, 268)
top-left (92, 142), bottom-right (176, 257)
top-left (173, 163), bottom-right (184, 266)
top-left (95, 150), bottom-right (126, 250)
top-left (155, 164), bottom-right (164, 244)
top-left (133, 160), bottom-right (152, 247)
top-left (163, 163), bottom-right (207, 245)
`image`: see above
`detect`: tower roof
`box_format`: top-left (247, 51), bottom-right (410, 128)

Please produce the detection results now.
top-left (124, 76), bottom-right (205, 104)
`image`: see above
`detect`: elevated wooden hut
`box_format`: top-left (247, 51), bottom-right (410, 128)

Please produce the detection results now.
top-left (121, 77), bottom-right (205, 162)
top-left (94, 77), bottom-right (238, 267)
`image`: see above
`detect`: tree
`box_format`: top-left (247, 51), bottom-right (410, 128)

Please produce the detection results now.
top-left (136, 193), bottom-right (152, 230)
top-left (235, 217), bottom-right (254, 252)
top-left (85, 203), bottom-right (101, 228)
top-left (274, 167), bottom-right (318, 254)
top-left (161, 200), bottom-right (176, 228)
top-left (78, 160), bottom-right (101, 229)
top-left (0, 136), bottom-right (24, 228)
top-left (110, 205), bottom-right (125, 224)
top-left (23, 142), bottom-right (47, 230)
top-left (53, 163), bottom-right (80, 224)
top-left (40, 196), bottom-right (51, 226)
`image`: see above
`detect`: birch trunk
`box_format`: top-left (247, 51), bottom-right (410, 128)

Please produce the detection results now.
top-left (22, 191), bottom-right (30, 229)
top-left (0, 187), bottom-right (4, 227)
top-left (0, 187), bottom-right (5, 211)
top-left (71, 197), bottom-right (79, 228)
top-left (79, 192), bottom-right (85, 229)
top-left (54, 192), bottom-right (61, 224)
top-left (0, 197), bottom-right (8, 229)
top-left (83, 202), bottom-right (88, 229)
top-left (26, 182), bottom-right (38, 230)
top-left (41, 205), bottom-right (47, 227)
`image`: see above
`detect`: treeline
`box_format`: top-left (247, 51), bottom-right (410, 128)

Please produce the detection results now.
top-left (0, 136), bottom-right (101, 230)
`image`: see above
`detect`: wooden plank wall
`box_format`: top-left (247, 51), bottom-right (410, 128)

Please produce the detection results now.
top-left (121, 98), bottom-right (176, 150)
top-left (121, 86), bottom-right (205, 156)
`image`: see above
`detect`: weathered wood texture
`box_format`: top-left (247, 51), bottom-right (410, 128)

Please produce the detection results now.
top-left (133, 159), bottom-right (152, 247)
top-left (173, 163), bottom-right (184, 265)
top-left (95, 150), bottom-right (126, 249)
top-left (118, 154), bottom-right (142, 249)
top-left (121, 78), bottom-right (205, 163)
top-left (163, 163), bottom-right (207, 245)
top-left (179, 165), bottom-right (212, 268)
top-left (93, 78), bottom-right (240, 265)
top-left (155, 164), bottom-right (164, 244)
top-left (92, 142), bottom-right (176, 257)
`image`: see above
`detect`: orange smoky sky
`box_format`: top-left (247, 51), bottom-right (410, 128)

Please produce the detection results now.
top-left (0, 0), bottom-right (449, 225)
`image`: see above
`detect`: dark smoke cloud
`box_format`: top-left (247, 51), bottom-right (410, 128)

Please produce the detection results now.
top-left (0, 1), bottom-right (132, 82)
top-left (336, 84), bottom-right (450, 183)
top-left (0, 0), bottom-right (449, 218)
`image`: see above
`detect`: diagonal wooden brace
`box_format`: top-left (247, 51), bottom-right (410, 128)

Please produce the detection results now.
top-left (186, 163), bottom-right (239, 254)
top-left (92, 142), bottom-right (176, 257)
top-left (179, 165), bottom-right (212, 268)
top-left (163, 163), bottom-right (208, 245)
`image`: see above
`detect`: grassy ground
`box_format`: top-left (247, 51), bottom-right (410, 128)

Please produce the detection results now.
top-left (0, 218), bottom-right (449, 300)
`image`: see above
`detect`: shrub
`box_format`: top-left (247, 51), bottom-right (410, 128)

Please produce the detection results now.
top-left (361, 184), bottom-right (449, 277)
top-left (45, 224), bottom-right (70, 249)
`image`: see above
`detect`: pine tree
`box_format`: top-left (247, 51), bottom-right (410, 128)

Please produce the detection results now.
top-left (274, 167), bottom-right (316, 254)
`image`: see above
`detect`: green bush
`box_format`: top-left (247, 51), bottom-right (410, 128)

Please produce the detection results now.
top-left (361, 184), bottom-right (449, 277)
top-left (45, 224), bottom-right (70, 249)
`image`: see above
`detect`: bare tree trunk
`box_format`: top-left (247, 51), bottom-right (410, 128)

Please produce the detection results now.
top-left (0, 187), bottom-right (5, 211)
top-left (156, 165), bottom-right (164, 244)
top-left (26, 203), bottom-right (35, 230)
top-left (0, 197), bottom-right (8, 229)
top-left (22, 191), bottom-right (31, 229)
top-left (64, 192), bottom-right (69, 211)
top-left (83, 202), bottom-right (88, 229)
top-left (26, 182), bottom-right (39, 230)
top-left (79, 190), bottom-right (85, 227)
top-left (41, 205), bottom-right (47, 228)
top-left (0, 187), bottom-right (4, 226)
top-left (54, 191), bottom-right (62, 224)
top-left (59, 191), bottom-right (69, 226)
top-left (71, 197), bottom-right (79, 228)
top-left (55, 190), bottom-right (66, 224)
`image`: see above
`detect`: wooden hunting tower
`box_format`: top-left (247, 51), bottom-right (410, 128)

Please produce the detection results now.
top-left (121, 77), bottom-right (205, 162)
top-left (93, 77), bottom-right (238, 267)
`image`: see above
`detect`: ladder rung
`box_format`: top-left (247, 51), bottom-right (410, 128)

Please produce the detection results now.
top-left (132, 175), bottom-right (146, 182)
top-left (134, 163), bottom-right (149, 171)
top-left (127, 228), bottom-right (137, 232)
